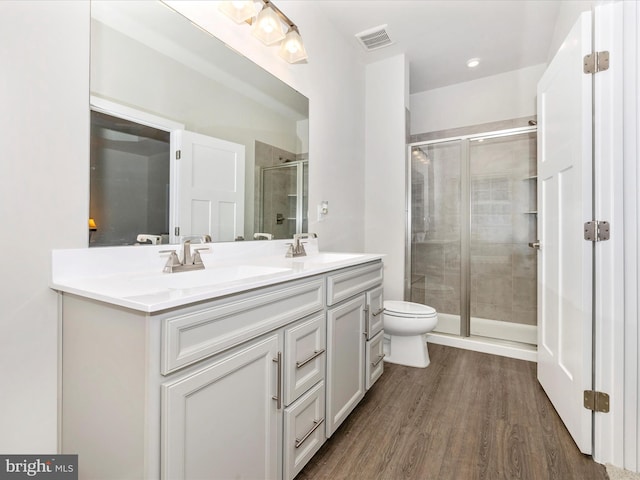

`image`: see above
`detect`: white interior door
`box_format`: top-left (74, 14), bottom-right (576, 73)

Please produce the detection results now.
top-left (536, 11), bottom-right (593, 454)
top-left (173, 130), bottom-right (245, 242)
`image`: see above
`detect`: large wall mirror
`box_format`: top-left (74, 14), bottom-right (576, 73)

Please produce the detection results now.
top-left (89, 0), bottom-right (309, 247)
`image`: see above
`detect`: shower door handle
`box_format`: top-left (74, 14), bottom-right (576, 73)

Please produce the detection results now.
top-left (528, 241), bottom-right (541, 250)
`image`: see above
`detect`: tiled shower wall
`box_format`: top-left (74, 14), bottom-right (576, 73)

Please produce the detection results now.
top-left (410, 131), bottom-right (537, 328)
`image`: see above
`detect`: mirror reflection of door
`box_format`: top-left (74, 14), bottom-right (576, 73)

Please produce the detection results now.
top-left (175, 130), bottom-right (245, 243)
top-left (90, 110), bottom-right (170, 246)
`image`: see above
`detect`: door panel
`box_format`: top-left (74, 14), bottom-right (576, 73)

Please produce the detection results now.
top-left (325, 295), bottom-right (365, 437)
top-left (537, 11), bottom-right (593, 454)
top-left (409, 141), bottom-right (463, 334)
top-left (175, 130), bottom-right (245, 242)
top-left (161, 334), bottom-right (281, 480)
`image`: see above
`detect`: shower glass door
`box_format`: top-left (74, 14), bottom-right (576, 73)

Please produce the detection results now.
top-left (469, 132), bottom-right (537, 344)
top-left (409, 140), bottom-right (462, 336)
top-left (408, 126), bottom-right (537, 345)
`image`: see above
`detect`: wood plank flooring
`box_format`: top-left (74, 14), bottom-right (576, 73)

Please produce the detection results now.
top-left (297, 344), bottom-right (608, 480)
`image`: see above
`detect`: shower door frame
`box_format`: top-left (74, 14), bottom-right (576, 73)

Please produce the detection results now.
top-left (406, 124), bottom-right (538, 339)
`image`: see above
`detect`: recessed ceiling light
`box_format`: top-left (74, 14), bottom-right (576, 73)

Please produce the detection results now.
top-left (467, 58), bottom-right (480, 68)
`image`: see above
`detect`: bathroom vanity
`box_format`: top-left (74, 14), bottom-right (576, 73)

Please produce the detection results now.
top-left (52, 241), bottom-right (384, 479)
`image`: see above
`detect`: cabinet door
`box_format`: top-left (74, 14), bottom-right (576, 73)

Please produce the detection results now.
top-left (284, 313), bottom-right (326, 406)
top-left (283, 381), bottom-right (326, 480)
top-left (366, 330), bottom-right (385, 390)
top-left (326, 295), bottom-right (365, 437)
top-left (365, 285), bottom-right (384, 339)
top-left (162, 334), bottom-right (282, 480)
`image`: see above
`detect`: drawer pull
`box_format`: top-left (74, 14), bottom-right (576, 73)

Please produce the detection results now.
top-left (296, 349), bottom-right (326, 369)
top-left (372, 353), bottom-right (386, 367)
top-left (363, 305), bottom-right (369, 337)
top-left (272, 352), bottom-right (282, 410)
top-left (295, 418), bottom-right (325, 449)
top-left (372, 307), bottom-right (385, 317)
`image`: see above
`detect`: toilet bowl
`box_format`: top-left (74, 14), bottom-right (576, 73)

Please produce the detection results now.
top-left (383, 300), bottom-right (438, 368)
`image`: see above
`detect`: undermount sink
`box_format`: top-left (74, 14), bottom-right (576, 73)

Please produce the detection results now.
top-left (133, 265), bottom-right (292, 290)
top-left (293, 252), bottom-right (366, 264)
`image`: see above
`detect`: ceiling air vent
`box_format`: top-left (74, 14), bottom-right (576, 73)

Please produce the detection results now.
top-left (355, 25), bottom-right (393, 51)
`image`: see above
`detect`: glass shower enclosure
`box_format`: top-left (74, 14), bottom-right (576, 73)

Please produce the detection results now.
top-left (408, 127), bottom-right (537, 346)
top-left (259, 160), bottom-right (308, 239)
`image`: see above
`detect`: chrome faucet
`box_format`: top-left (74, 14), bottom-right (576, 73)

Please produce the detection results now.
top-left (160, 236), bottom-right (211, 273)
top-left (285, 233), bottom-right (317, 258)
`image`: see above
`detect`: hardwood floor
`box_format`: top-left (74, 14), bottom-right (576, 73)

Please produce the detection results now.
top-left (297, 344), bottom-right (608, 480)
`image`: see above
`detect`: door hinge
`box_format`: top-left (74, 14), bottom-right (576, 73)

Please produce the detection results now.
top-left (584, 51), bottom-right (610, 74)
top-left (174, 227), bottom-right (180, 236)
top-left (584, 221), bottom-right (610, 242)
top-left (584, 390), bottom-right (610, 413)
top-left (175, 150), bottom-right (181, 160)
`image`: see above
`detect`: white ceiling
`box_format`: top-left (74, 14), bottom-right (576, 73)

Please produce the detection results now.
top-left (310, 0), bottom-right (561, 94)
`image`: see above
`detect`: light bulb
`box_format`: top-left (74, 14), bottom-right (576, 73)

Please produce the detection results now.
top-left (251, 6), bottom-right (286, 45)
top-left (278, 29), bottom-right (307, 63)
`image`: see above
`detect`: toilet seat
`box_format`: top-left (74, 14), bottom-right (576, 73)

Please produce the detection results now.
top-left (384, 300), bottom-right (436, 318)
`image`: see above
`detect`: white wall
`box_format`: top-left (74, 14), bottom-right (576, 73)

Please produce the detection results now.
top-left (0, 1), bottom-right (89, 452)
top-left (410, 64), bottom-right (546, 134)
top-left (364, 55), bottom-right (409, 301)
top-left (548, 0), bottom-right (595, 63)
top-left (0, 0), bottom-right (366, 451)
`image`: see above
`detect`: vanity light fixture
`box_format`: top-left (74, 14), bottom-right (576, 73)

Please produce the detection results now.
top-left (219, 0), bottom-right (308, 64)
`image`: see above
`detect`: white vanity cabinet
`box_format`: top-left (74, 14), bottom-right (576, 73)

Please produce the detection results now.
top-left (325, 262), bottom-right (384, 437)
top-left (58, 256), bottom-right (383, 480)
top-left (61, 276), bottom-right (324, 480)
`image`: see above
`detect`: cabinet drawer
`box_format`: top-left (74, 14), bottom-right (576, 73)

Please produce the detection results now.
top-left (162, 278), bottom-right (324, 374)
top-left (366, 330), bottom-right (385, 390)
top-left (366, 285), bottom-right (384, 339)
top-left (284, 313), bottom-right (326, 406)
top-left (326, 261), bottom-right (383, 306)
top-left (284, 381), bottom-right (326, 480)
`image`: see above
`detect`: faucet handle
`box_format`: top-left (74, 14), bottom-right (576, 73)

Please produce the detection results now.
top-left (285, 243), bottom-right (295, 258)
top-left (192, 247), bottom-right (210, 266)
top-left (159, 250), bottom-right (181, 273)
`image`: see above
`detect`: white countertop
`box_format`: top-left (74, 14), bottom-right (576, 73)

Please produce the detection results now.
top-left (51, 240), bottom-right (384, 313)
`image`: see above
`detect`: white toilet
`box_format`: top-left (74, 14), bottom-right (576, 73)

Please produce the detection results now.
top-left (383, 300), bottom-right (438, 368)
